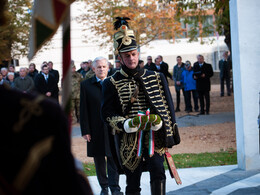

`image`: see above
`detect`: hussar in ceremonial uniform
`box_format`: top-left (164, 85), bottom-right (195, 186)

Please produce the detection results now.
top-left (101, 17), bottom-right (180, 195)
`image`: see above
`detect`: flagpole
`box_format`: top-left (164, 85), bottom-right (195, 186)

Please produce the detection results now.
top-left (62, 7), bottom-right (72, 134)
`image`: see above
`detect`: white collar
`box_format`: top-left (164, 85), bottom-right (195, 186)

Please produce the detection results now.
top-left (96, 76), bottom-right (106, 82)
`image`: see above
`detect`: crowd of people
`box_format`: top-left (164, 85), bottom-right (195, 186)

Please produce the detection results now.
top-left (0, 50), bottom-right (232, 120)
top-left (143, 51), bottom-right (232, 115)
top-left (0, 61), bottom-right (60, 102)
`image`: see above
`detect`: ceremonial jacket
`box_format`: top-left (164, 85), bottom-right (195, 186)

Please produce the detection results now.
top-left (101, 68), bottom-right (180, 171)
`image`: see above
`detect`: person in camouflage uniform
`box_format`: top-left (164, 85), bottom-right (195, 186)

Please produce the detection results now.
top-left (71, 63), bottom-right (82, 123)
top-left (85, 60), bottom-right (95, 80)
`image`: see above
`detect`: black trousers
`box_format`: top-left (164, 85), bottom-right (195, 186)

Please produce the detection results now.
top-left (220, 77), bottom-right (231, 95)
top-left (94, 156), bottom-right (121, 193)
top-left (184, 90), bottom-right (199, 112)
top-left (175, 88), bottom-right (186, 110)
top-left (198, 90), bottom-right (210, 113)
top-left (123, 149), bottom-right (166, 194)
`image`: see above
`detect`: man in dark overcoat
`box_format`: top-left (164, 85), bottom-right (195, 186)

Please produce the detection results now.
top-left (80, 57), bottom-right (122, 195)
top-left (156, 55), bottom-right (172, 83)
top-left (47, 61), bottom-right (60, 101)
top-left (35, 64), bottom-right (57, 101)
top-left (219, 51), bottom-right (232, 96)
top-left (193, 54), bottom-right (214, 114)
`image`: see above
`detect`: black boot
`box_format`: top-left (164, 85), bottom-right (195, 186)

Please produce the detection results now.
top-left (100, 187), bottom-right (109, 195)
top-left (150, 179), bottom-right (166, 195)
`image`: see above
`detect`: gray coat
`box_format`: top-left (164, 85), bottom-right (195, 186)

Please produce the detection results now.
top-left (173, 63), bottom-right (185, 91)
top-left (14, 76), bottom-right (34, 92)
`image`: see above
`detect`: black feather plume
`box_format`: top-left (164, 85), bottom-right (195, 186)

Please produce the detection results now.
top-left (114, 17), bottom-right (131, 30)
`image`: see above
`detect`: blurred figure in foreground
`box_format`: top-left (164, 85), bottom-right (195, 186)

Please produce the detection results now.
top-left (0, 83), bottom-right (93, 194)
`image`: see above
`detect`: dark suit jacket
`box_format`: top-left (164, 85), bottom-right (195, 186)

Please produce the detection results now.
top-left (80, 76), bottom-right (111, 157)
top-left (35, 73), bottom-right (57, 99)
top-left (49, 69), bottom-right (59, 100)
top-left (219, 59), bottom-right (231, 79)
top-left (28, 70), bottom-right (38, 81)
top-left (108, 68), bottom-right (116, 76)
top-left (193, 61), bottom-right (214, 91)
top-left (49, 69), bottom-right (59, 84)
top-left (159, 61), bottom-right (172, 82)
top-left (144, 62), bottom-right (157, 71)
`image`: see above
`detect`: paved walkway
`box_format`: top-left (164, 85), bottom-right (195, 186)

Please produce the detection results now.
top-left (176, 112), bottom-right (235, 127)
top-left (87, 165), bottom-right (260, 195)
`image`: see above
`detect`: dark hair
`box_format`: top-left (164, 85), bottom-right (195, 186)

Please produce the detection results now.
top-left (42, 64), bottom-right (48, 70)
top-left (177, 56), bottom-right (182, 59)
top-left (29, 63), bottom-right (36, 68)
top-left (138, 60), bottom-right (144, 65)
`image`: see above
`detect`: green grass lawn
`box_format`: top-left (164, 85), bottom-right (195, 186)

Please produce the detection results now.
top-left (83, 149), bottom-right (237, 176)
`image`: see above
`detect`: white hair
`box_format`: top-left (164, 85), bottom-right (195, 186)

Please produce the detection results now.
top-left (19, 67), bottom-right (26, 71)
top-left (7, 72), bottom-right (14, 76)
top-left (1, 67), bottom-right (7, 72)
top-left (92, 57), bottom-right (108, 68)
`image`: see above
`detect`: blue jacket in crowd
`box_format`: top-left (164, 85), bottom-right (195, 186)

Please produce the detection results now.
top-left (181, 68), bottom-right (197, 91)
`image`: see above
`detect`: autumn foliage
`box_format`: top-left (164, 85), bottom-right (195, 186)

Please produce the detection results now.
top-left (78, 0), bottom-right (183, 50)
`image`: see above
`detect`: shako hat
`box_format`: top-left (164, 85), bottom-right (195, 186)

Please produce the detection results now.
top-left (113, 17), bottom-right (137, 55)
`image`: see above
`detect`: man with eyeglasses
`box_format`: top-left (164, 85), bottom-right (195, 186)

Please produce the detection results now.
top-left (144, 56), bottom-right (157, 71)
